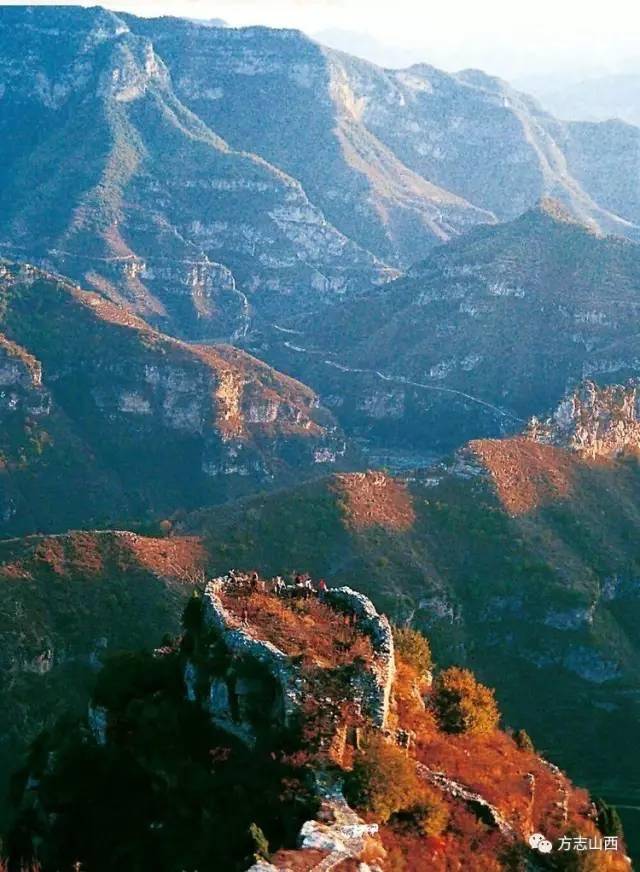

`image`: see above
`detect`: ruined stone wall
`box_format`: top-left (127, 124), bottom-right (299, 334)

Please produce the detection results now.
top-left (184, 580), bottom-right (396, 744)
top-left (186, 579), bottom-right (305, 745)
top-left (323, 586), bottom-right (395, 729)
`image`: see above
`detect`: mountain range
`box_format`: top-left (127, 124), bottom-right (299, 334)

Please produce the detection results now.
top-left (182, 412), bottom-right (640, 851)
top-left (254, 200), bottom-right (640, 451)
top-left (1, 5), bottom-right (640, 868)
top-left (3, 396), bottom-right (640, 855)
top-left (2, 5), bottom-right (640, 344)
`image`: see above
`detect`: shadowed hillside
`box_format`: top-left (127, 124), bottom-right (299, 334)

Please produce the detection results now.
top-left (4, 576), bottom-right (628, 870)
top-left (0, 261), bottom-right (351, 537)
top-left (254, 202), bottom-right (640, 451)
top-left (183, 441), bottom-right (640, 844)
top-left (0, 530), bottom-right (204, 829)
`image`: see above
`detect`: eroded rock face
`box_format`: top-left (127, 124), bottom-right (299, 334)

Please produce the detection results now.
top-left (315, 586), bottom-right (395, 729)
top-left (527, 380), bottom-right (640, 458)
top-left (0, 334), bottom-right (50, 418)
top-left (0, 7), bottom-right (385, 341)
top-left (5, 6), bottom-right (640, 348)
top-left (246, 768), bottom-right (383, 872)
top-left (0, 261), bottom-right (353, 536)
top-left (198, 579), bottom-right (305, 744)
top-left (132, 15), bottom-right (640, 269)
top-left (186, 578), bottom-right (396, 749)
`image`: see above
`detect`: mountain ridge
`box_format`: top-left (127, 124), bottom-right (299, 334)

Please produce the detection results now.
top-left (0, 259), bottom-right (353, 537)
top-left (253, 200), bottom-right (640, 452)
top-left (3, 565), bottom-right (630, 870)
top-left (2, 5), bottom-right (640, 346)
top-left (175, 428), bottom-right (640, 840)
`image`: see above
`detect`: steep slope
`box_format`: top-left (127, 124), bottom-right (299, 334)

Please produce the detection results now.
top-left (360, 65), bottom-right (640, 237)
top-left (2, 390), bottom-right (639, 856)
top-left (0, 529), bottom-right (204, 829)
top-left (3, 4), bottom-right (640, 313)
top-left (0, 6), bottom-right (386, 340)
top-left (183, 438), bottom-right (640, 849)
top-left (128, 16), bottom-right (640, 250)
top-left (127, 17), bottom-right (494, 266)
top-left (560, 118), bottom-right (640, 231)
top-left (256, 201), bottom-right (640, 451)
top-left (5, 577), bottom-right (627, 870)
top-left (0, 261), bottom-right (351, 536)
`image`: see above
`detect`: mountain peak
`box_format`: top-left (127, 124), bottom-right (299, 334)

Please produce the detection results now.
top-left (528, 196), bottom-right (599, 231)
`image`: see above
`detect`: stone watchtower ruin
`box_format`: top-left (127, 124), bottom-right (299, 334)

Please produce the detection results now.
top-left (181, 577), bottom-right (396, 748)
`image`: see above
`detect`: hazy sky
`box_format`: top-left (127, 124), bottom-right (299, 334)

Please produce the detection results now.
top-left (6, 0), bottom-right (640, 81)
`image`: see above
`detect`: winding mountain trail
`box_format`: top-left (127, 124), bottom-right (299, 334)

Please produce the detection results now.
top-left (279, 337), bottom-right (525, 424)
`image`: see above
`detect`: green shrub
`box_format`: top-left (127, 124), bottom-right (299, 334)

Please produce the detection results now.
top-left (432, 667), bottom-right (499, 736)
top-left (513, 729), bottom-right (535, 753)
top-left (344, 734), bottom-right (422, 822)
top-left (594, 797), bottom-right (625, 838)
top-left (392, 626), bottom-right (432, 676)
top-left (396, 787), bottom-right (449, 837)
top-left (249, 822), bottom-right (270, 861)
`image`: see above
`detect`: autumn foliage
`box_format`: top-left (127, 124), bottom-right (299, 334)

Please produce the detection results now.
top-left (344, 733), bottom-right (447, 838)
top-left (432, 667), bottom-right (499, 736)
top-left (392, 626), bottom-right (432, 676)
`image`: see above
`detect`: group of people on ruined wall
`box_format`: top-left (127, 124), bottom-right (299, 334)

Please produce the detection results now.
top-left (214, 568), bottom-right (329, 600)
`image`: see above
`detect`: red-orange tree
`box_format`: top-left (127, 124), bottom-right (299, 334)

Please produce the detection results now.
top-left (432, 667), bottom-right (499, 736)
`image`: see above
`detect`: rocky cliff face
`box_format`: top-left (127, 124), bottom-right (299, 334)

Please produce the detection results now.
top-left (183, 577), bottom-right (395, 746)
top-left (0, 7), bottom-right (386, 340)
top-left (0, 261), bottom-right (352, 536)
top-left (130, 18), bottom-right (494, 267)
top-left (527, 380), bottom-right (640, 458)
top-left (126, 16), bottom-right (640, 254)
top-left (2, 5), bottom-right (640, 343)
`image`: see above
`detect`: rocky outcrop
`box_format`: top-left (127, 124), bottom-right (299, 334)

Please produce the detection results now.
top-left (295, 779), bottom-right (379, 870)
top-left (527, 380), bottom-right (640, 458)
top-left (184, 579), bottom-right (397, 747)
top-left (246, 772), bottom-right (382, 872)
top-left (0, 334), bottom-right (50, 419)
